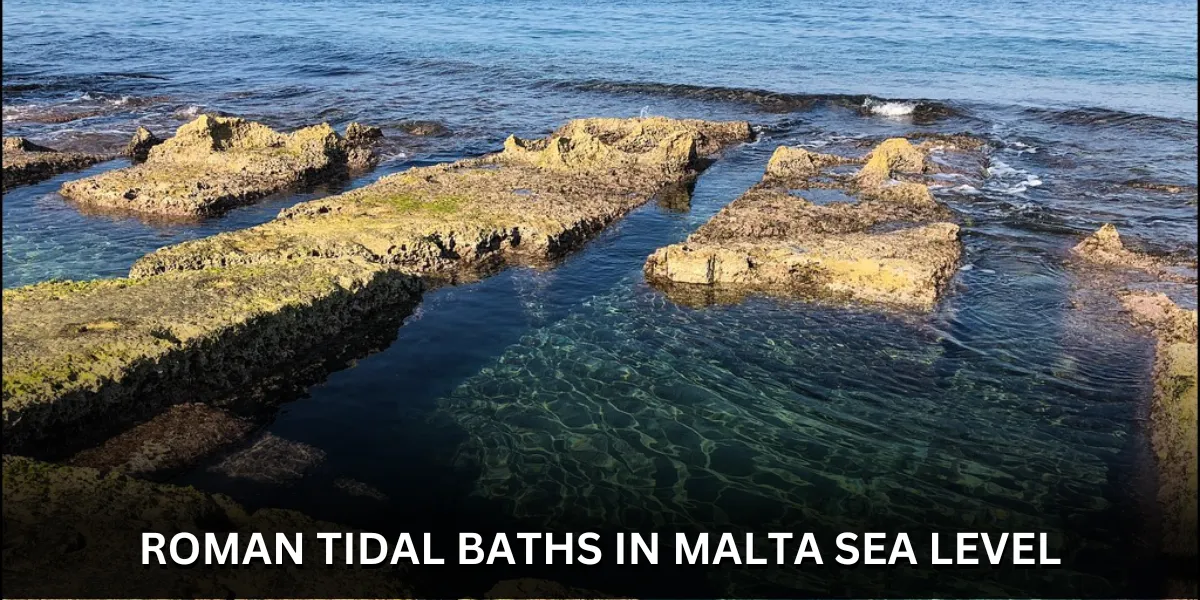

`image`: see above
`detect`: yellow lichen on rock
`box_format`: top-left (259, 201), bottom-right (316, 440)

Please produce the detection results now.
top-left (58, 115), bottom-right (380, 218)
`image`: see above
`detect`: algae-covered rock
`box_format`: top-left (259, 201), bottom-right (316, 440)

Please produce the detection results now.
top-left (2, 259), bottom-right (421, 453)
top-left (2, 136), bottom-right (106, 193)
top-left (1120, 292), bottom-right (1198, 561)
top-left (59, 115), bottom-right (376, 217)
top-left (2, 455), bottom-right (413, 598)
top-left (644, 137), bottom-right (983, 311)
top-left (123, 125), bottom-right (163, 162)
top-left (129, 116), bottom-right (752, 279)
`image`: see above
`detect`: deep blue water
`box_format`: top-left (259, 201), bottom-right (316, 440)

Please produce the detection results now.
top-left (3, 0), bottom-right (1198, 595)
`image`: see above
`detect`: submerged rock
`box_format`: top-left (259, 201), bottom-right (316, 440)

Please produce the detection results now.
top-left (2, 137), bottom-right (106, 193)
top-left (68, 403), bottom-right (255, 477)
top-left (1119, 292), bottom-right (1198, 563)
top-left (2, 259), bottom-right (422, 454)
top-left (59, 115), bottom-right (380, 218)
top-left (645, 136), bottom-right (985, 311)
top-left (396, 119), bottom-right (451, 137)
top-left (2, 456), bottom-right (412, 598)
top-left (122, 125), bottom-right (163, 162)
top-left (129, 116), bottom-right (752, 279)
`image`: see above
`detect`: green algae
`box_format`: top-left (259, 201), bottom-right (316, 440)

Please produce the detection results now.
top-left (2, 259), bottom-right (422, 454)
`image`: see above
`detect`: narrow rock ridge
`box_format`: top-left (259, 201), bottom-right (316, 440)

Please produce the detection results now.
top-left (2, 136), bottom-right (107, 193)
top-left (1121, 292), bottom-right (1198, 568)
top-left (1069, 224), bottom-right (1198, 591)
top-left (59, 115), bottom-right (384, 218)
top-left (644, 136), bottom-right (987, 311)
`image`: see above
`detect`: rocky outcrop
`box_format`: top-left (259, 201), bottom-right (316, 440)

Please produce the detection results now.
top-left (59, 115), bottom-right (382, 218)
top-left (129, 116), bottom-right (753, 280)
top-left (2, 259), bottom-right (422, 454)
top-left (4, 116), bottom-right (750, 459)
top-left (1120, 292), bottom-right (1198, 565)
top-left (2, 137), bottom-right (106, 193)
top-left (1072, 223), bottom-right (1196, 282)
top-left (2, 455), bottom-right (412, 598)
top-left (644, 136), bottom-right (984, 311)
top-left (123, 126), bottom-right (163, 162)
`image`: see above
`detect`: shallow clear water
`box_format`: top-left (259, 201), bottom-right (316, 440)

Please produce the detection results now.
top-left (3, 0), bottom-right (1198, 595)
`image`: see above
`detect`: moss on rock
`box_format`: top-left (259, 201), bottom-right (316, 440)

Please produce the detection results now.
top-left (2, 259), bottom-right (421, 454)
top-left (58, 115), bottom-right (381, 218)
top-left (2, 137), bottom-right (106, 193)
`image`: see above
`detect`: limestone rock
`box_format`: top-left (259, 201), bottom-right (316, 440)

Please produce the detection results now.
top-left (1120, 292), bottom-right (1198, 561)
top-left (2, 137), bottom-right (105, 193)
top-left (2, 259), bottom-right (422, 453)
top-left (123, 126), bottom-right (163, 162)
top-left (59, 115), bottom-right (363, 217)
top-left (644, 136), bottom-right (984, 311)
top-left (129, 116), bottom-right (752, 280)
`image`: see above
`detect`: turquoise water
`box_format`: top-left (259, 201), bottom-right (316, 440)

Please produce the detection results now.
top-left (3, 0), bottom-right (1198, 595)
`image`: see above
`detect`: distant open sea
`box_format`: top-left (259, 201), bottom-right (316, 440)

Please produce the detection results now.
top-left (3, 0), bottom-right (1197, 596)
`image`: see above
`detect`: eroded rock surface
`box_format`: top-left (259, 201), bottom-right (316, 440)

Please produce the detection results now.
top-left (645, 136), bottom-right (984, 310)
top-left (1120, 292), bottom-right (1198, 562)
top-left (1072, 223), bottom-right (1197, 283)
top-left (2, 136), bottom-right (106, 193)
top-left (130, 116), bottom-right (753, 280)
top-left (123, 125), bottom-right (163, 162)
top-left (2, 455), bottom-right (411, 598)
top-left (59, 115), bottom-right (382, 217)
top-left (2, 259), bottom-right (422, 453)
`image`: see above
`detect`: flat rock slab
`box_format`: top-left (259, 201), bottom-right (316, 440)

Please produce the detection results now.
top-left (645, 137), bottom-right (985, 311)
top-left (59, 115), bottom-right (376, 218)
top-left (2, 137), bottom-right (106, 193)
top-left (2, 259), bottom-right (421, 453)
top-left (130, 116), bottom-right (753, 279)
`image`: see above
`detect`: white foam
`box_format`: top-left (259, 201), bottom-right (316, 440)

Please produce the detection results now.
top-left (984, 158), bottom-right (1046, 196)
top-left (864, 98), bottom-right (917, 117)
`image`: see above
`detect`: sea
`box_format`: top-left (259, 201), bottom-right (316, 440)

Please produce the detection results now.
top-left (2, 0), bottom-right (1197, 596)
